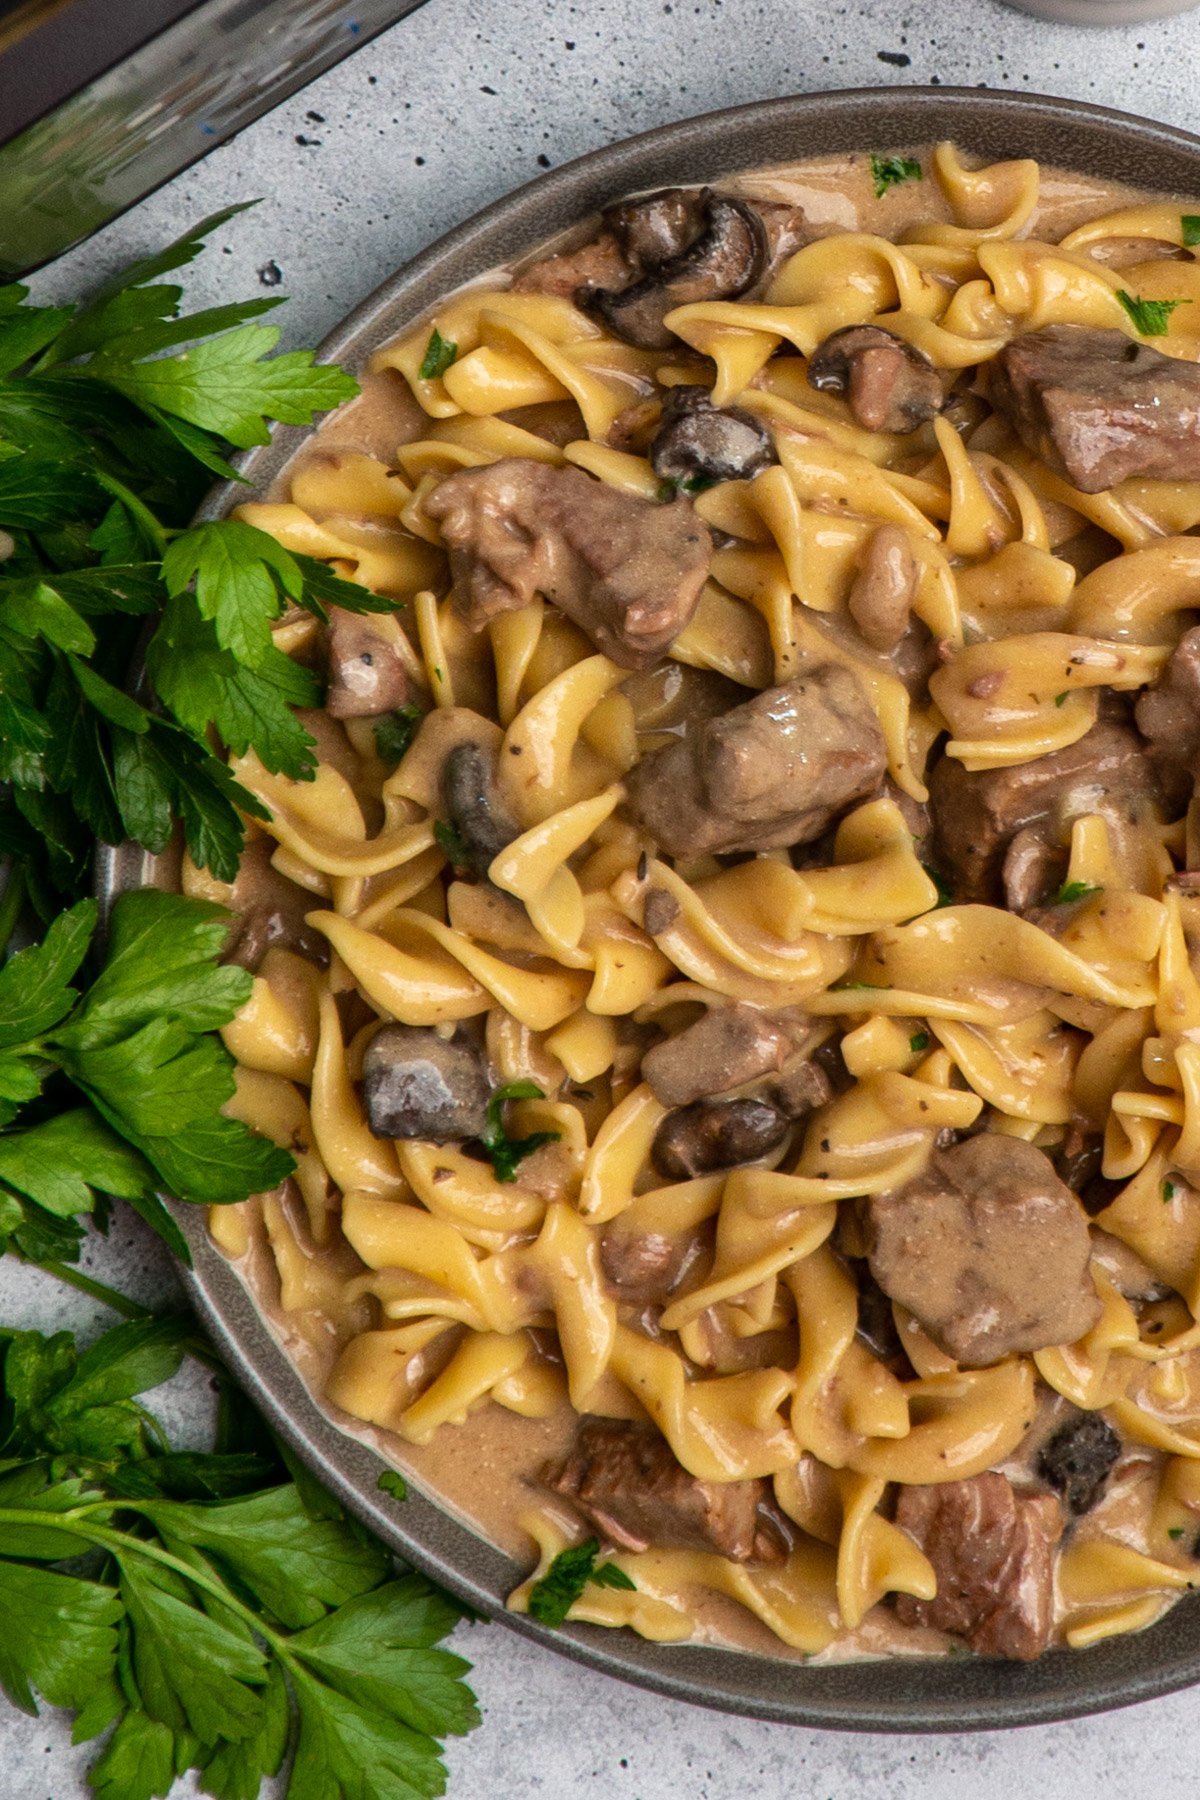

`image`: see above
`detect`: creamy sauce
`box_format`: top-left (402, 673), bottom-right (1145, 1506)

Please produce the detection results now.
top-left (214, 143), bottom-right (1200, 1664)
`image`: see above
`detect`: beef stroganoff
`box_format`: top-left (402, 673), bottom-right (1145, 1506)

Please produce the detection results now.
top-left (189, 141), bottom-right (1200, 1662)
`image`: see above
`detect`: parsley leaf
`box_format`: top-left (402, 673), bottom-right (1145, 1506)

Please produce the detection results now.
top-left (433, 819), bottom-right (472, 867)
top-left (162, 518), bottom-right (304, 668)
top-left (1054, 880), bottom-right (1102, 906)
top-left (1116, 289), bottom-right (1191, 336)
top-left (909, 1031), bottom-right (930, 1053)
top-left (870, 154), bottom-right (922, 198)
top-left (1182, 215), bottom-right (1200, 247)
top-left (418, 328), bottom-right (458, 381)
top-left (476, 1080), bottom-right (561, 1183)
top-left (920, 863), bottom-right (955, 908)
top-left (1164, 1178), bottom-right (1177, 1204)
top-left (528, 1537), bottom-right (636, 1628)
top-left (378, 1470), bottom-right (409, 1502)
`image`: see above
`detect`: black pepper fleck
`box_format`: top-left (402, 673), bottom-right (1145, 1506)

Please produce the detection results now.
top-left (877, 49), bottom-right (910, 65)
top-left (258, 260), bottom-right (283, 287)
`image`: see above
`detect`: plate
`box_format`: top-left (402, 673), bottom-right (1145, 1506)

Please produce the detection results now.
top-left (98, 85), bottom-right (1200, 1731)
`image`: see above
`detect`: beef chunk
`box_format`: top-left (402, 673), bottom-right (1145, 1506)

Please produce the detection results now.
top-left (546, 1416), bottom-right (772, 1560)
top-left (651, 1097), bottom-right (788, 1179)
top-left (649, 386), bottom-right (776, 487)
top-left (440, 741), bottom-right (519, 877)
top-left (847, 523), bottom-right (919, 654)
top-left (1001, 825), bottom-right (1069, 915)
top-left (1135, 625), bottom-right (1200, 799)
top-left (599, 1220), bottom-right (702, 1305)
top-left (425, 459), bottom-right (711, 670)
top-left (641, 1004), bottom-right (803, 1107)
top-left (894, 1473), bottom-right (1063, 1660)
top-left (326, 609), bottom-right (411, 718)
top-left (990, 324), bottom-right (1200, 493)
top-left (1037, 1410), bottom-right (1121, 1517)
top-left (626, 665), bottom-right (887, 857)
top-left (361, 1025), bottom-right (490, 1141)
top-left (866, 1134), bottom-right (1101, 1367)
top-left (512, 230), bottom-right (633, 298)
top-left (767, 1052), bottom-right (834, 1119)
top-left (928, 719), bottom-right (1158, 904)
top-left (807, 325), bottom-right (944, 434)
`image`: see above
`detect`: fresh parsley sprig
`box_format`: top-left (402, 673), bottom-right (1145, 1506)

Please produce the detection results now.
top-left (0, 207), bottom-right (399, 906)
top-left (0, 887), bottom-right (292, 1269)
top-left (0, 1304), bottom-right (479, 1800)
top-left (870, 154), bottom-right (922, 199)
top-left (1116, 289), bottom-right (1191, 338)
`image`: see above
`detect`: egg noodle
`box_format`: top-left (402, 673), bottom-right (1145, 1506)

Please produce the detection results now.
top-left (188, 142), bottom-right (1200, 1660)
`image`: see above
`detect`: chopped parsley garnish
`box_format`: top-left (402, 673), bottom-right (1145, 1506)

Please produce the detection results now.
top-left (527, 1537), bottom-right (636, 1627)
top-left (1169, 1526), bottom-right (1186, 1540)
top-left (476, 1080), bottom-right (561, 1183)
top-left (1055, 880), bottom-right (1102, 906)
top-left (1182, 215), bottom-right (1200, 247)
top-left (433, 819), bottom-right (472, 866)
top-left (658, 472), bottom-right (718, 502)
top-left (1116, 289), bottom-right (1191, 337)
top-left (921, 863), bottom-right (955, 909)
top-left (1054, 691), bottom-right (1068, 707)
top-left (832, 980), bottom-right (887, 992)
top-left (870, 154), bottom-right (922, 199)
top-left (374, 701), bottom-right (424, 767)
top-left (1164, 1178), bottom-right (1178, 1204)
top-left (418, 327), bottom-right (458, 381)
top-left (377, 1469), bottom-right (408, 1502)
top-left (910, 1031), bottom-right (930, 1053)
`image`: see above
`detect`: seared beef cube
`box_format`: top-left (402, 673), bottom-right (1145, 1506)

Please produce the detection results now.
top-left (627, 665), bottom-right (887, 857)
top-left (1037, 1410), bottom-right (1121, 1517)
top-left (641, 1004), bottom-right (803, 1108)
top-left (361, 1025), bottom-right (489, 1142)
top-left (895, 1472), bottom-right (1063, 1660)
top-left (991, 324), bottom-right (1200, 493)
top-left (927, 720), bottom-right (1157, 904)
top-left (599, 1220), bottom-right (701, 1306)
top-left (440, 741), bottom-right (519, 877)
top-left (546, 1416), bottom-right (771, 1560)
top-left (866, 1134), bottom-right (1100, 1368)
top-left (651, 1097), bottom-right (788, 1179)
top-left (1135, 625), bottom-right (1200, 799)
top-left (808, 325), bottom-right (944, 434)
top-left (326, 609), bottom-right (411, 718)
top-left (426, 459), bottom-right (711, 670)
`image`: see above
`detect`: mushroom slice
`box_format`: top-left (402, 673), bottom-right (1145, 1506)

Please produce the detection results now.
top-left (440, 740), bottom-right (520, 877)
top-left (361, 1023), bottom-right (490, 1142)
top-left (650, 386), bottom-right (776, 488)
top-left (584, 196), bottom-right (767, 351)
top-left (807, 325), bottom-right (944, 434)
top-left (603, 187), bottom-right (711, 266)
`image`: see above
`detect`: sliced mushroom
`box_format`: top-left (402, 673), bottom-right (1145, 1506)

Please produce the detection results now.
top-left (846, 523), bottom-right (918, 653)
top-left (603, 187), bottom-right (711, 267)
top-left (651, 1098), bottom-right (788, 1179)
top-left (650, 386), bottom-right (776, 488)
top-left (807, 325), bottom-right (944, 434)
top-left (361, 1024), bottom-right (490, 1141)
top-left (584, 196), bottom-right (767, 351)
top-left (326, 608), bottom-right (411, 718)
top-left (440, 741), bottom-right (519, 877)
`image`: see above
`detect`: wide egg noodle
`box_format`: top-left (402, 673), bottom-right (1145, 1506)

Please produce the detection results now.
top-left (199, 140), bottom-right (1200, 1658)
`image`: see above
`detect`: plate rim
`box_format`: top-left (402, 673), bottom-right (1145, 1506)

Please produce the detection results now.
top-left (98, 82), bottom-right (1200, 1733)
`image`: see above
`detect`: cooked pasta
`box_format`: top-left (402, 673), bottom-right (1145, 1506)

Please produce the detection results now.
top-left (193, 140), bottom-right (1200, 1665)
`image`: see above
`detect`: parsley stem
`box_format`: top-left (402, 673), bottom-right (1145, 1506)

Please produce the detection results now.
top-left (94, 472), bottom-right (168, 556)
top-left (35, 1259), bottom-right (153, 1319)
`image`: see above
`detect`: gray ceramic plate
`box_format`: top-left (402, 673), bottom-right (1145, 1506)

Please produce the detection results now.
top-left (99, 86), bottom-right (1200, 1732)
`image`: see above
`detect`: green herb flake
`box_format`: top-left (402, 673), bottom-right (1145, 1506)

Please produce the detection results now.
top-left (377, 1470), bottom-right (408, 1502)
top-left (1164, 1178), bottom-right (1178, 1204)
top-left (870, 154), bottom-right (923, 199)
top-left (374, 702), bottom-right (424, 767)
top-left (1116, 289), bottom-right (1191, 337)
top-left (832, 980), bottom-right (887, 993)
top-left (1169, 1526), bottom-right (1187, 1540)
top-left (419, 327), bottom-right (458, 381)
top-left (910, 1032), bottom-right (931, 1053)
top-left (527, 1537), bottom-right (636, 1628)
top-left (1055, 879), bottom-right (1103, 906)
top-left (1182, 215), bottom-right (1200, 247)
top-left (1054, 691), bottom-right (1068, 707)
top-left (433, 819), bottom-right (472, 867)
top-left (476, 1080), bottom-right (561, 1183)
top-left (921, 863), bottom-right (955, 908)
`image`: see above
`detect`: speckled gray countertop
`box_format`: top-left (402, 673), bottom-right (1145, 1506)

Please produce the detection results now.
top-left (10, 0), bottom-right (1200, 1793)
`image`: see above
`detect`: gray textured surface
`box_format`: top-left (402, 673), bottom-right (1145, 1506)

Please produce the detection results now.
top-left (10, 0), bottom-right (1200, 1792)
